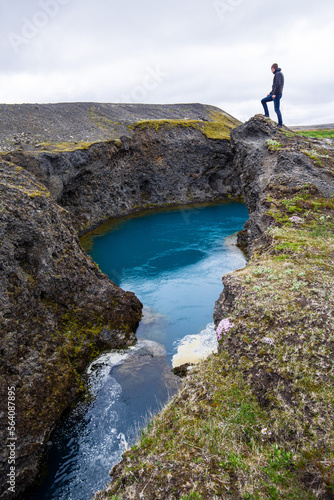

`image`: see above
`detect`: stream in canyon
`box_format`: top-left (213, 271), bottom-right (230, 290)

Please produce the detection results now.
top-left (28, 202), bottom-right (248, 500)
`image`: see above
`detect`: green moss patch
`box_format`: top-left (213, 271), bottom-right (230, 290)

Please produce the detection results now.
top-left (130, 110), bottom-right (241, 141)
top-left (35, 140), bottom-right (97, 152)
top-left (202, 110), bottom-right (242, 140)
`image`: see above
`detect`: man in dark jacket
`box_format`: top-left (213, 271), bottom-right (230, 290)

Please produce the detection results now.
top-left (261, 63), bottom-right (284, 127)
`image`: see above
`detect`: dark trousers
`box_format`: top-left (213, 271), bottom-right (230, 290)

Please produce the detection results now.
top-left (261, 94), bottom-right (283, 126)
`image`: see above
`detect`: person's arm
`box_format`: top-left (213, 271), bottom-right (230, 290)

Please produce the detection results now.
top-left (271, 73), bottom-right (283, 97)
top-left (270, 74), bottom-right (277, 97)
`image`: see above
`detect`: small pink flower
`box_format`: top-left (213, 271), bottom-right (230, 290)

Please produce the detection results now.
top-left (289, 216), bottom-right (303, 223)
top-left (216, 318), bottom-right (234, 340)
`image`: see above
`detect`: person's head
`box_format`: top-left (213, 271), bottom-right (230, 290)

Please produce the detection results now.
top-left (271, 63), bottom-right (278, 73)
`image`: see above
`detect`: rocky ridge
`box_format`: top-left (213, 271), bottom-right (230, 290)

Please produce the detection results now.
top-left (0, 102), bottom-right (238, 153)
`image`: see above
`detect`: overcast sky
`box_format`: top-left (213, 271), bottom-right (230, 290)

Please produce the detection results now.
top-left (1, 0), bottom-right (333, 125)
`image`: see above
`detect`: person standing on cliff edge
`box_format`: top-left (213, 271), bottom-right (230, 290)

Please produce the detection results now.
top-left (261, 63), bottom-right (284, 127)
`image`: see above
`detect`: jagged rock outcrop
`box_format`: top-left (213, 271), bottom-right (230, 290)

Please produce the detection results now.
top-left (214, 116), bottom-right (334, 328)
top-left (230, 116), bottom-right (334, 255)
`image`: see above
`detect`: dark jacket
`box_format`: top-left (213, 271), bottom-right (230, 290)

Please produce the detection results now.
top-left (271, 68), bottom-right (284, 95)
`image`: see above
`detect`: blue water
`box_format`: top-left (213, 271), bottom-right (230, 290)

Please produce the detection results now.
top-left (29, 202), bottom-right (248, 500)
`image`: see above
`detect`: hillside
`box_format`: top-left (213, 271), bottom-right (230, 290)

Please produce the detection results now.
top-left (0, 103), bottom-right (240, 153)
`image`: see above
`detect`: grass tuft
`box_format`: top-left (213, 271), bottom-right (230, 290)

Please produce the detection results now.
top-left (295, 129), bottom-right (334, 139)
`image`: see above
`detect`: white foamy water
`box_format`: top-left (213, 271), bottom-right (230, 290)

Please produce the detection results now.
top-left (172, 322), bottom-right (218, 368)
top-left (30, 338), bottom-right (174, 500)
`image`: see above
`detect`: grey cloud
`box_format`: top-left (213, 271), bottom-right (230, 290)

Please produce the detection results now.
top-left (0, 0), bottom-right (333, 125)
